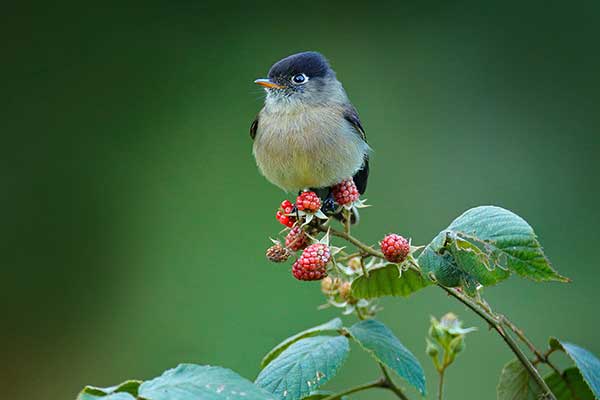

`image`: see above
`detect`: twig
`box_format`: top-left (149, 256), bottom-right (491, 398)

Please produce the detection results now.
top-left (316, 225), bottom-right (384, 259)
top-left (500, 315), bottom-right (561, 375)
top-left (336, 251), bottom-right (363, 263)
top-left (320, 379), bottom-right (387, 400)
top-left (324, 223), bottom-right (557, 399)
top-left (378, 364), bottom-right (410, 400)
top-left (343, 208), bottom-right (351, 235)
top-left (441, 287), bottom-right (556, 400)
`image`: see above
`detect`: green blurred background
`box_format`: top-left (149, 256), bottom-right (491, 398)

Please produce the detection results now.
top-left (3, 1), bottom-right (600, 399)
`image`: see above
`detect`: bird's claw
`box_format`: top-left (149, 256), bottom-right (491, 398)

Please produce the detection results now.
top-left (322, 197), bottom-right (336, 213)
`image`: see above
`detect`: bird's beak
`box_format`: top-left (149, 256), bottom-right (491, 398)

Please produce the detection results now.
top-left (254, 78), bottom-right (285, 89)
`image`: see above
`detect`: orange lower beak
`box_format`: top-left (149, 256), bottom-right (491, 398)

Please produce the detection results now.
top-left (254, 78), bottom-right (285, 89)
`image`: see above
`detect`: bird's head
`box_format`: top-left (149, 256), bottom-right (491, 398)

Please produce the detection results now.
top-left (255, 51), bottom-right (347, 108)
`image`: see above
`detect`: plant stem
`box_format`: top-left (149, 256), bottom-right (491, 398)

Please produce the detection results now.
top-left (317, 225), bottom-right (384, 259)
top-left (343, 208), bottom-right (351, 235)
top-left (441, 287), bottom-right (556, 400)
top-left (379, 364), bottom-right (410, 400)
top-left (437, 369), bottom-right (445, 400)
top-left (336, 251), bottom-right (362, 262)
top-left (320, 379), bottom-right (386, 400)
top-left (324, 224), bottom-right (557, 399)
top-left (499, 315), bottom-right (562, 375)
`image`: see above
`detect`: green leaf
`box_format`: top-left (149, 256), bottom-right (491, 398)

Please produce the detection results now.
top-left (139, 364), bottom-right (277, 400)
top-left (548, 338), bottom-right (600, 397)
top-left (350, 264), bottom-right (431, 299)
top-left (303, 391), bottom-right (347, 399)
top-left (545, 367), bottom-right (595, 400)
top-left (255, 336), bottom-right (350, 400)
top-left (497, 359), bottom-right (540, 400)
top-left (78, 393), bottom-right (135, 400)
top-left (348, 319), bottom-right (426, 394)
top-left (260, 318), bottom-right (343, 369)
top-left (77, 380), bottom-right (141, 400)
top-left (419, 206), bottom-right (568, 289)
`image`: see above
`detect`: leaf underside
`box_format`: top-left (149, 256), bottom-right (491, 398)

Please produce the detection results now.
top-left (545, 367), bottom-right (595, 400)
top-left (351, 264), bottom-right (431, 299)
top-left (77, 380), bottom-right (141, 400)
top-left (497, 359), bottom-right (540, 400)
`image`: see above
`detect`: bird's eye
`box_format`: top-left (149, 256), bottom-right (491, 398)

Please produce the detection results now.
top-left (291, 73), bottom-right (308, 84)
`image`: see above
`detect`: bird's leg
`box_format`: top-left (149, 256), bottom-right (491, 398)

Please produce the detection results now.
top-left (321, 188), bottom-right (336, 213)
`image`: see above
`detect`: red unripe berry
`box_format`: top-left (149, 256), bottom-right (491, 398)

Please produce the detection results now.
top-left (296, 191), bottom-right (321, 213)
top-left (285, 225), bottom-right (309, 251)
top-left (380, 234), bottom-right (410, 263)
top-left (276, 203), bottom-right (296, 227)
top-left (332, 179), bottom-right (360, 205)
top-left (281, 200), bottom-right (294, 214)
top-left (292, 243), bottom-right (330, 281)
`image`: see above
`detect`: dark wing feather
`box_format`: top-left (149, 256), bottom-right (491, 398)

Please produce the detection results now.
top-left (250, 116), bottom-right (259, 140)
top-left (343, 106), bottom-right (369, 194)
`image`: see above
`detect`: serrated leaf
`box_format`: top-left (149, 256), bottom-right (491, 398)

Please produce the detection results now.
top-left (419, 206), bottom-right (568, 289)
top-left (77, 380), bottom-right (141, 400)
top-left (260, 318), bottom-right (343, 369)
top-left (255, 336), bottom-right (350, 400)
top-left (545, 367), bottom-right (595, 400)
top-left (139, 364), bottom-right (277, 400)
top-left (497, 359), bottom-right (540, 400)
top-left (350, 264), bottom-right (431, 299)
top-left (348, 319), bottom-right (426, 394)
top-left (549, 338), bottom-right (600, 397)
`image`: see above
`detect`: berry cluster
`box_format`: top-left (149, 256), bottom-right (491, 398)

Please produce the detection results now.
top-left (296, 191), bottom-right (321, 213)
top-left (275, 200), bottom-right (296, 227)
top-left (266, 243), bottom-right (291, 263)
top-left (285, 225), bottom-right (309, 251)
top-left (332, 179), bottom-right (360, 206)
top-left (380, 233), bottom-right (410, 263)
top-left (292, 243), bottom-right (330, 281)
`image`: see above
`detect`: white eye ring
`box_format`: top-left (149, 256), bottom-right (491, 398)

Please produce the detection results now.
top-left (291, 73), bottom-right (308, 85)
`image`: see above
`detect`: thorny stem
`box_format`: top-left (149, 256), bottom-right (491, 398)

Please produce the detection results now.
top-left (316, 224), bottom-right (384, 259)
top-left (321, 224), bottom-right (557, 400)
top-left (336, 251), bottom-right (362, 262)
top-left (500, 315), bottom-right (562, 375)
top-left (441, 287), bottom-right (556, 400)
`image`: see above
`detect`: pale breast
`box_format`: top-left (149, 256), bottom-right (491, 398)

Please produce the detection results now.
top-left (253, 105), bottom-right (368, 192)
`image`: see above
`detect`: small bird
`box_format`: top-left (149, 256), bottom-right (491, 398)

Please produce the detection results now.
top-left (250, 51), bottom-right (370, 213)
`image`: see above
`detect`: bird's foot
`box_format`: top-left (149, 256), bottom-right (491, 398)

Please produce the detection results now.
top-left (321, 196), bottom-right (336, 213)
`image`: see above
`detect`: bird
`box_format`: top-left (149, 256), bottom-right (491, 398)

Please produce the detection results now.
top-left (250, 51), bottom-right (370, 217)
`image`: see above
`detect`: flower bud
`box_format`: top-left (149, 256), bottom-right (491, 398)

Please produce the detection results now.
top-left (426, 339), bottom-right (439, 358)
top-left (347, 257), bottom-right (362, 271)
top-left (321, 276), bottom-right (340, 294)
top-left (338, 282), bottom-right (355, 303)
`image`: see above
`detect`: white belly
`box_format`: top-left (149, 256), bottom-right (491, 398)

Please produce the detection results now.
top-left (253, 105), bottom-right (369, 192)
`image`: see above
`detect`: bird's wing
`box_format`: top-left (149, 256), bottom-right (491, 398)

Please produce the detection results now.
top-left (250, 115), bottom-right (259, 140)
top-left (343, 106), bottom-right (367, 143)
top-left (343, 106), bottom-right (369, 194)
